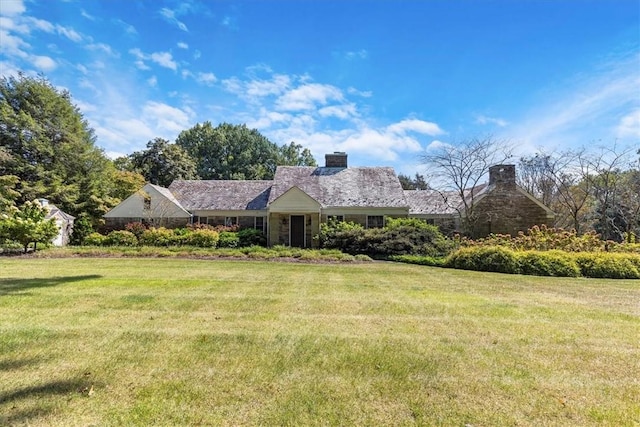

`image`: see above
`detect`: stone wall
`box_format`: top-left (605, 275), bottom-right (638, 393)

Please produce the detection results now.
top-left (473, 191), bottom-right (552, 237)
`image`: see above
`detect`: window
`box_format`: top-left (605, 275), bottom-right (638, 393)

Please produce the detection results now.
top-left (327, 215), bottom-right (344, 223)
top-left (367, 215), bottom-right (384, 228)
top-left (254, 216), bottom-right (265, 232)
top-left (225, 216), bottom-right (238, 227)
top-left (143, 195), bottom-right (151, 210)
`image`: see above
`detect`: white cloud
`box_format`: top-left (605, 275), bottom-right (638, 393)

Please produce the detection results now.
top-left (87, 43), bottom-right (118, 57)
top-left (275, 83), bottom-right (344, 111)
top-left (616, 109), bottom-right (640, 138)
top-left (147, 76), bottom-right (158, 87)
top-left (113, 18), bottom-right (136, 35)
top-left (142, 101), bottom-right (192, 134)
top-left (56, 25), bottom-right (82, 42)
top-left (475, 114), bottom-right (508, 127)
top-left (345, 49), bottom-right (368, 60)
top-left (129, 48), bottom-right (176, 71)
top-left (177, 42), bottom-right (188, 49)
top-left (318, 104), bottom-right (357, 120)
top-left (387, 119), bottom-right (445, 136)
top-left (193, 50), bottom-right (201, 60)
top-left (159, 8), bottom-right (188, 32)
top-left (150, 51), bottom-right (177, 70)
top-left (426, 140), bottom-right (451, 151)
top-left (507, 50), bottom-right (640, 153)
top-left (0, 0), bottom-right (26, 16)
top-left (81, 9), bottom-right (95, 21)
top-left (347, 87), bottom-right (372, 98)
top-left (196, 72), bottom-right (216, 85)
top-left (31, 55), bottom-right (56, 71)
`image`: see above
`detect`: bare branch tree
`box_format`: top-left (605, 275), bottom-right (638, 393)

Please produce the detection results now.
top-left (421, 135), bottom-right (512, 236)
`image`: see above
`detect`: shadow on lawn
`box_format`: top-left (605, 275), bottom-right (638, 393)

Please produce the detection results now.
top-left (0, 275), bottom-right (102, 296)
top-left (0, 379), bottom-right (91, 424)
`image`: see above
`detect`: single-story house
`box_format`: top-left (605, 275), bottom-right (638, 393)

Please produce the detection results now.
top-left (105, 153), bottom-right (554, 247)
top-left (38, 199), bottom-right (75, 246)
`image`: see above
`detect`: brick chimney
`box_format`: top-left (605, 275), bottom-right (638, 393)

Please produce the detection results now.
top-left (489, 164), bottom-right (516, 189)
top-left (325, 152), bottom-right (347, 168)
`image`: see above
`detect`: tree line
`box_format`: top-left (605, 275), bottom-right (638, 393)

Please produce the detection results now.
top-left (0, 73), bottom-right (316, 235)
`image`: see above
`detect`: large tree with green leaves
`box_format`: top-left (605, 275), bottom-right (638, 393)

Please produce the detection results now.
top-left (122, 137), bottom-right (198, 187)
top-left (0, 73), bottom-right (117, 222)
top-left (176, 122), bottom-right (316, 180)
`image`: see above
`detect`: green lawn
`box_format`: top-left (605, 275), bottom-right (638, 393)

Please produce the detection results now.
top-left (1, 258), bottom-right (638, 426)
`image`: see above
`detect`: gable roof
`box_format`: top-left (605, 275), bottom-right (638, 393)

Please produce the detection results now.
top-left (169, 180), bottom-right (272, 210)
top-left (269, 166), bottom-right (408, 208)
top-left (403, 189), bottom-right (458, 215)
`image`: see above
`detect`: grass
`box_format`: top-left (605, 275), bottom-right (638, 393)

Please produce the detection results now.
top-left (0, 257), bottom-right (639, 426)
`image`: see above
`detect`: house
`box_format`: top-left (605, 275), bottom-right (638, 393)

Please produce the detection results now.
top-left (38, 199), bottom-right (75, 246)
top-left (104, 154), bottom-right (555, 246)
top-left (404, 164), bottom-right (555, 237)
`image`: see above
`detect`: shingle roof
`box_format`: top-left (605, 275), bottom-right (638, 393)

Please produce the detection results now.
top-left (403, 190), bottom-right (458, 215)
top-left (147, 184), bottom-right (190, 213)
top-left (168, 180), bottom-right (272, 210)
top-left (269, 166), bottom-right (408, 208)
top-left (404, 183), bottom-right (490, 215)
top-left (45, 204), bottom-right (75, 221)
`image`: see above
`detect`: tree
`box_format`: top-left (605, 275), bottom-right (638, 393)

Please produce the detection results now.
top-left (581, 145), bottom-right (637, 241)
top-left (126, 138), bottom-right (198, 187)
top-left (176, 122), bottom-right (280, 180)
top-left (278, 142), bottom-right (317, 167)
top-left (0, 73), bottom-right (116, 223)
top-left (0, 200), bottom-right (58, 253)
top-left (421, 135), bottom-right (512, 236)
top-left (110, 169), bottom-right (146, 201)
top-left (398, 173), bottom-right (429, 190)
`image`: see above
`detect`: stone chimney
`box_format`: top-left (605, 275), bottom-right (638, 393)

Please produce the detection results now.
top-left (325, 152), bottom-right (347, 168)
top-left (489, 164), bottom-right (516, 189)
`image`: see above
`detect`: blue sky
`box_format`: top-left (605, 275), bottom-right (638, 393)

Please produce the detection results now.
top-left (1, 0), bottom-right (638, 175)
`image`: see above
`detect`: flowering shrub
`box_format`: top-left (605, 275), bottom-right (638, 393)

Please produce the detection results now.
top-left (459, 225), bottom-right (628, 253)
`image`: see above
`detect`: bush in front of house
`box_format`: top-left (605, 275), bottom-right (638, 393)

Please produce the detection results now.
top-left (574, 252), bottom-right (640, 279)
top-left (237, 228), bottom-right (267, 247)
top-left (82, 232), bottom-right (106, 246)
top-left (185, 228), bottom-right (219, 248)
top-left (218, 231), bottom-right (240, 248)
top-left (442, 246), bottom-right (639, 279)
top-left (445, 246), bottom-right (519, 274)
top-left (319, 218), bottom-right (453, 257)
top-left (516, 250), bottom-right (581, 277)
top-left (139, 227), bottom-right (175, 246)
top-left (104, 230), bottom-right (138, 247)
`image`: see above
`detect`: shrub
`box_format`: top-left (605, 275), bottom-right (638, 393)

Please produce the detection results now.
top-left (83, 232), bottom-right (106, 246)
top-left (389, 254), bottom-right (446, 267)
top-left (186, 229), bottom-right (219, 248)
top-left (218, 231), bottom-right (240, 248)
top-left (516, 250), bottom-right (580, 277)
top-left (124, 222), bottom-right (147, 239)
top-left (574, 253), bottom-right (640, 279)
top-left (104, 230), bottom-right (138, 247)
top-left (445, 246), bottom-right (519, 274)
top-left (237, 228), bottom-right (267, 247)
top-left (319, 218), bottom-right (453, 257)
top-left (139, 227), bottom-right (174, 246)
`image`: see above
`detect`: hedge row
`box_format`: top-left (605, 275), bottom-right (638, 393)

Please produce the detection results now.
top-left (84, 227), bottom-right (266, 249)
top-left (444, 246), bottom-right (640, 279)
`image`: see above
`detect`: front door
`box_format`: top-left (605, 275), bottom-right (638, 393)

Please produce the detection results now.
top-left (290, 215), bottom-right (305, 248)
